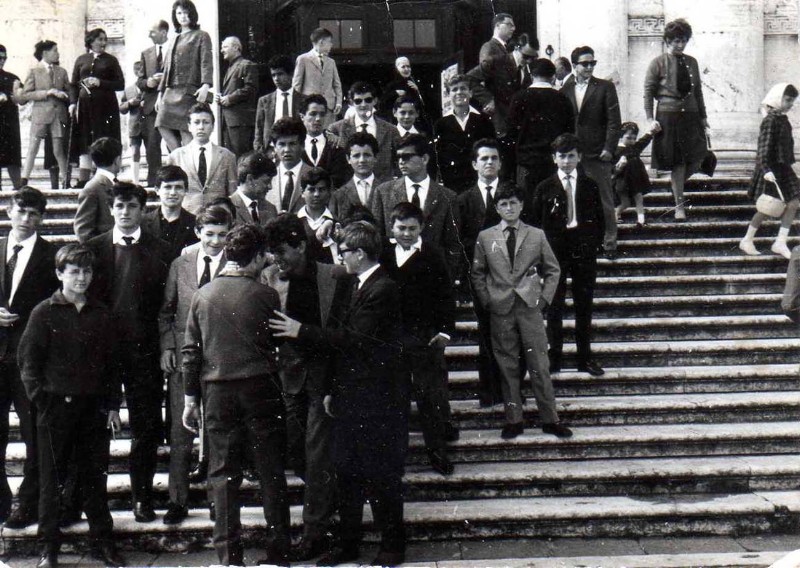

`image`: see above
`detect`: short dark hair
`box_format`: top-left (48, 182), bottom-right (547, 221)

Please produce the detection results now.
top-left (188, 102), bottom-right (214, 123)
top-left (34, 40), bottom-right (57, 62)
top-left (471, 137), bottom-right (501, 161)
top-left (338, 220), bottom-right (382, 261)
top-left (570, 45), bottom-right (595, 65)
top-left (396, 133), bottom-right (431, 158)
top-left (555, 56), bottom-right (572, 72)
top-left (445, 74), bottom-right (472, 92)
top-left (785, 85), bottom-right (800, 99)
top-left (108, 182), bottom-right (147, 209)
top-left (224, 223), bottom-right (267, 266)
top-left (346, 132), bottom-right (379, 156)
top-left (552, 132), bottom-right (581, 154)
top-left (237, 151), bottom-right (277, 185)
top-left (9, 186), bottom-right (47, 215)
top-left (264, 213), bottom-right (307, 251)
top-left (89, 137), bottom-right (122, 168)
top-left (270, 116), bottom-right (306, 142)
top-left (663, 18), bottom-right (692, 42)
top-left (530, 58), bottom-right (556, 79)
top-left (206, 197), bottom-right (236, 220)
top-left (492, 13), bottom-right (513, 29)
top-left (172, 0), bottom-right (200, 32)
top-left (55, 243), bottom-right (95, 272)
top-left (494, 184), bottom-right (523, 203)
top-left (195, 204), bottom-right (232, 230)
top-left (155, 19), bottom-right (170, 32)
top-left (310, 27), bottom-right (333, 44)
top-left (348, 81), bottom-right (376, 101)
top-left (267, 54), bottom-right (293, 75)
top-left (84, 28), bottom-right (106, 51)
top-left (300, 93), bottom-right (328, 114)
top-left (300, 167), bottom-right (331, 191)
top-left (341, 205), bottom-right (377, 227)
top-left (393, 95), bottom-right (419, 112)
top-left (390, 201), bottom-right (423, 226)
top-left (156, 165), bottom-right (188, 188)
top-left (620, 121), bottom-right (639, 137)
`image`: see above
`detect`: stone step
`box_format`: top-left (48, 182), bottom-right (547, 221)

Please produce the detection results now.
top-left (591, 273), bottom-right (786, 297)
top-left (595, 255), bottom-right (787, 277)
top-left (632, 204), bottom-right (756, 222)
top-left (617, 219), bottom-right (800, 240)
top-left (615, 237), bottom-right (800, 258)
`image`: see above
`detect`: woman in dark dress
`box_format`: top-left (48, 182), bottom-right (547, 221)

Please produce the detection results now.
top-left (0, 45), bottom-right (22, 190)
top-left (70, 28), bottom-right (124, 185)
top-left (643, 19), bottom-right (709, 221)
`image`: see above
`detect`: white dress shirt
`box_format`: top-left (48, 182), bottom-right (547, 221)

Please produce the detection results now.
top-left (6, 232), bottom-right (37, 305)
top-left (277, 162), bottom-right (303, 209)
top-left (112, 226), bottom-right (142, 245)
top-left (558, 169), bottom-right (578, 228)
top-left (357, 263), bottom-right (380, 289)
top-left (305, 134), bottom-right (326, 166)
top-left (274, 89), bottom-right (294, 121)
top-left (353, 174), bottom-right (375, 205)
top-left (574, 79), bottom-right (589, 111)
top-left (404, 176), bottom-right (431, 210)
top-left (196, 248), bottom-right (224, 284)
top-left (298, 207), bottom-right (338, 257)
top-left (444, 106), bottom-right (481, 131)
top-left (354, 116), bottom-right (377, 138)
top-left (235, 189), bottom-right (261, 222)
top-left (394, 237), bottom-right (422, 268)
top-left (478, 178), bottom-right (498, 207)
top-left (96, 168), bottom-right (116, 183)
top-left (396, 125), bottom-right (418, 137)
top-left (189, 140), bottom-right (214, 174)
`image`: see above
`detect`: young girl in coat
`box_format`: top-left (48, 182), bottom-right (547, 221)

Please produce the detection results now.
top-left (613, 122), bottom-right (654, 227)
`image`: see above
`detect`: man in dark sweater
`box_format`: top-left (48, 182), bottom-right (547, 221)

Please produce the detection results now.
top-left (182, 223), bottom-right (289, 567)
top-left (142, 165), bottom-right (199, 261)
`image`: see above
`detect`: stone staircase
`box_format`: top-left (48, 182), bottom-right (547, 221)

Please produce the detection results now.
top-left (2, 171), bottom-right (800, 565)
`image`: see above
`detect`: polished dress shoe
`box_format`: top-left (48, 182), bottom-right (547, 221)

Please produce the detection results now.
top-left (316, 544), bottom-right (359, 566)
top-left (90, 543), bottom-right (126, 567)
top-left (604, 249), bottom-right (618, 261)
top-left (20, 177), bottom-right (29, 187)
top-left (542, 422), bottom-right (573, 438)
top-left (162, 502), bottom-right (188, 525)
top-left (428, 450), bottom-right (455, 476)
top-left (4, 505), bottom-right (36, 529)
top-left (290, 536), bottom-right (329, 562)
top-left (577, 360), bottom-right (605, 376)
top-left (372, 550), bottom-right (405, 567)
top-left (36, 551), bottom-right (58, 568)
top-left (188, 460), bottom-right (208, 484)
top-left (133, 501), bottom-right (156, 523)
top-left (500, 422), bottom-right (524, 439)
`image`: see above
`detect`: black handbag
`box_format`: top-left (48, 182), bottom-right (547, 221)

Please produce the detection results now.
top-left (699, 134), bottom-right (717, 177)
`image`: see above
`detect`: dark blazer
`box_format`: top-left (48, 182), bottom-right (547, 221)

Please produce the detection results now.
top-left (529, 172), bottom-right (605, 258)
top-left (142, 207), bottom-right (199, 261)
top-left (329, 175), bottom-right (389, 220)
top-left (468, 38), bottom-right (518, 133)
top-left (268, 163), bottom-right (312, 214)
top-left (74, 173), bottom-right (114, 244)
top-left (220, 56), bottom-right (258, 128)
top-left (456, 182), bottom-right (503, 263)
top-left (560, 75), bottom-right (621, 158)
top-left (158, 29), bottom-right (214, 95)
top-left (230, 191), bottom-right (278, 226)
top-left (0, 235), bottom-right (58, 359)
top-left (372, 178), bottom-right (462, 281)
top-left (137, 44), bottom-right (163, 116)
top-left (302, 131), bottom-right (350, 188)
top-left (433, 111), bottom-right (496, 193)
top-left (328, 117), bottom-right (397, 180)
top-left (253, 89), bottom-right (302, 152)
top-left (508, 86), bottom-right (575, 165)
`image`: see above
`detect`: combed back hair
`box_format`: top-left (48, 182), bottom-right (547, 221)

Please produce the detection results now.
top-left (55, 243), bottom-right (95, 272)
top-left (34, 40), bottom-right (57, 61)
top-left (663, 18), bottom-right (692, 42)
top-left (310, 27), bottom-right (333, 44)
top-left (206, 197), bottom-right (236, 220)
top-left (188, 102), bottom-right (214, 123)
top-left (300, 167), bottom-right (332, 190)
top-left (389, 201), bottom-right (424, 226)
top-left (526, 36), bottom-right (540, 51)
top-left (108, 182), bottom-right (147, 208)
top-left (494, 184), bottom-right (524, 203)
top-left (264, 213), bottom-right (307, 250)
top-left (341, 205), bottom-right (377, 227)
top-left (785, 85), bottom-right (799, 99)
top-left (446, 74), bottom-right (472, 92)
top-left (9, 187), bottom-right (47, 215)
top-left (89, 137), bottom-right (122, 168)
top-left (156, 165), bottom-right (188, 188)
top-left (492, 13), bottom-right (513, 29)
top-left (620, 121), bottom-right (639, 137)
top-left (237, 151), bottom-right (277, 185)
top-left (552, 132), bottom-right (581, 154)
top-left (346, 132), bottom-right (379, 155)
top-left (195, 205), bottom-right (232, 230)
top-left (555, 57), bottom-right (572, 72)
top-left (348, 81), bottom-right (376, 100)
top-left (530, 58), bottom-right (556, 79)
top-left (471, 137), bottom-right (501, 161)
top-left (570, 45), bottom-right (595, 65)
top-left (338, 220), bottom-right (382, 261)
top-left (270, 116), bottom-right (306, 141)
top-left (300, 93), bottom-right (328, 113)
top-left (393, 95), bottom-right (419, 111)
top-left (224, 223), bottom-right (267, 265)
top-left (84, 28), bottom-right (106, 50)
top-left (396, 133), bottom-right (431, 158)
top-left (172, 0), bottom-right (200, 32)
top-left (268, 55), bottom-right (293, 75)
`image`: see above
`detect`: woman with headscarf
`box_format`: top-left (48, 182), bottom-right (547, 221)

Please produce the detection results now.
top-left (380, 56), bottom-right (425, 121)
top-left (643, 18), bottom-right (709, 221)
top-left (739, 83), bottom-right (800, 259)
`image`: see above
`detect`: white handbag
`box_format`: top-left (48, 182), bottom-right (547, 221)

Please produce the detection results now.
top-left (755, 180), bottom-right (786, 218)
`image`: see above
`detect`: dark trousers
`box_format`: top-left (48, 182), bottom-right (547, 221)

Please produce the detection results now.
top-left (0, 359), bottom-right (38, 513)
top-left (405, 346), bottom-right (451, 454)
top-left (471, 283), bottom-right (503, 406)
top-left (37, 395), bottom-right (112, 549)
top-left (222, 124), bottom-right (254, 158)
top-left (141, 112), bottom-right (163, 187)
top-left (520, 159), bottom-right (556, 225)
top-left (206, 378), bottom-right (289, 566)
top-left (333, 413), bottom-right (407, 554)
top-left (547, 248), bottom-right (597, 368)
top-left (167, 368), bottom-right (195, 507)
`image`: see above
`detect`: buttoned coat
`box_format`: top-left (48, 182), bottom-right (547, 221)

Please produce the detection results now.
top-left (220, 56), bottom-right (258, 128)
top-left (166, 143), bottom-right (238, 215)
top-left (560, 75), bottom-right (621, 158)
top-left (21, 63), bottom-right (70, 126)
top-left (158, 29), bottom-right (214, 96)
top-left (329, 176), bottom-right (389, 220)
top-left (292, 49), bottom-right (342, 112)
top-left (328, 116), bottom-right (397, 180)
top-left (137, 44), bottom-right (163, 116)
top-left (253, 89), bottom-right (302, 152)
top-left (268, 162), bottom-right (312, 214)
top-left (302, 131), bottom-right (350, 188)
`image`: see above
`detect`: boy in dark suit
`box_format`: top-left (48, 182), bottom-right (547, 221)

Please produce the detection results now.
top-left (381, 202), bottom-right (457, 476)
top-left (300, 94), bottom-right (349, 188)
top-left (329, 132), bottom-right (388, 220)
top-left (230, 151), bottom-right (278, 226)
top-left (143, 165), bottom-right (199, 261)
top-left (530, 133), bottom-right (606, 377)
top-left (254, 55), bottom-right (301, 153)
top-left (86, 182), bottom-right (170, 523)
top-left (471, 184), bottom-right (571, 440)
top-left (0, 187), bottom-right (58, 528)
top-left (298, 167), bottom-right (337, 264)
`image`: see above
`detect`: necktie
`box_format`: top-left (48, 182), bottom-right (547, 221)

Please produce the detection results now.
top-left (5, 244), bottom-right (22, 298)
top-left (485, 185), bottom-right (494, 211)
top-left (319, 55), bottom-right (325, 70)
top-left (359, 123), bottom-right (368, 134)
top-left (411, 183), bottom-right (421, 208)
top-left (505, 226), bottom-right (516, 269)
top-left (282, 171), bottom-right (294, 211)
top-left (281, 92), bottom-right (289, 119)
top-left (199, 255), bottom-right (212, 287)
top-left (310, 138), bottom-right (319, 163)
top-left (122, 236), bottom-right (134, 246)
top-left (358, 180), bottom-right (370, 204)
top-left (250, 201), bottom-right (260, 223)
top-left (565, 175), bottom-right (575, 225)
top-left (157, 46), bottom-right (163, 72)
top-left (198, 147), bottom-right (207, 188)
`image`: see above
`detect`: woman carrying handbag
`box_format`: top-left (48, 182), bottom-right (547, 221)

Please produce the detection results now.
top-left (739, 83), bottom-right (799, 259)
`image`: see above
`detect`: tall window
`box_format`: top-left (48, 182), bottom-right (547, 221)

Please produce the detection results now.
top-left (318, 19), bottom-right (363, 49)
top-left (393, 19), bottom-right (436, 49)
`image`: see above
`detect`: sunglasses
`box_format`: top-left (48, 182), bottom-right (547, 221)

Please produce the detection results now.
top-left (396, 152), bottom-right (420, 161)
top-left (577, 60), bottom-right (598, 68)
top-left (352, 96), bottom-right (374, 104)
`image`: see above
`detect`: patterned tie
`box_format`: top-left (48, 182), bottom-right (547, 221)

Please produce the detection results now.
top-left (310, 138), bottom-right (319, 164)
top-left (157, 46), bottom-right (163, 72)
top-left (122, 236), bottom-right (134, 246)
top-left (281, 92), bottom-right (289, 119)
top-left (250, 201), bottom-right (260, 223)
top-left (282, 171), bottom-right (294, 211)
top-left (198, 147), bottom-right (207, 188)
top-left (564, 174), bottom-right (575, 225)
top-left (4, 244), bottom-right (22, 299)
top-left (199, 255), bottom-right (212, 287)
top-left (505, 226), bottom-right (516, 270)
top-left (411, 183), bottom-right (421, 208)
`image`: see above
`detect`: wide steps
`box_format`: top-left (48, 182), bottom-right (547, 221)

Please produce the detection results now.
top-left (595, 255), bottom-right (788, 277)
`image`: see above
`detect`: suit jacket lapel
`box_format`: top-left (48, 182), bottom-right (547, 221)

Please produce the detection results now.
top-left (16, 236), bottom-right (46, 296)
top-left (514, 224), bottom-right (528, 257)
top-left (581, 79), bottom-right (598, 115)
top-left (0, 239), bottom-right (8, 305)
top-left (181, 148), bottom-right (202, 188)
top-left (206, 146), bottom-right (223, 185)
top-left (288, 164), bottom-right (307, 212)
top-left (491, 225), bottom-right (511, 266)
top-left (317, 263), bottom-right (337, 326)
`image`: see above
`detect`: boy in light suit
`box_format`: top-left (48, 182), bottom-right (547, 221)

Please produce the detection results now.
top-left (292, 28), bottom-right (342, 126)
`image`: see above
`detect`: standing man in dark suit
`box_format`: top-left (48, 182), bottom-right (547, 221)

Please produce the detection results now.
top-left (560, 46), bottom-right (621, 260)
top-left (0, 188), bottom-right (58, 528)
top-left (372, 134), bottom-right (462, 284)
top-left (254, 55), bottom-right (301, 153)
top-left (142, 165), bottom-right (199, 261)
top-left (329, 133), bottom-right (388, 220)
top-left (268, 117), bottom-right (311, 215)
top-left (217, 36), bottom-right (257, 158)
top-left (137, 20), bottom-right (168, 188)
top-left (270, 221), bottom-right (408, 568)
top-left (300, 94), bottom-right (349, 188)
top-left (87, 182), bottom-right (170, 523)
top-left (74, 137), bottom-right (122, 244)
top-left (230, 151), bottom-right (278, 226)
top-left (530, 133), bottom-right (605, 377)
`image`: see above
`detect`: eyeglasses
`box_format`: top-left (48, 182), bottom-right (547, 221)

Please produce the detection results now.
top-left (338, 247), bottom-right (357, 256)
top-left (577, 60), bottom-right (598, 68)
top-left (352, 96), bottom-right (374, 104)
top-left (396, 152), bottom-right (419, 161)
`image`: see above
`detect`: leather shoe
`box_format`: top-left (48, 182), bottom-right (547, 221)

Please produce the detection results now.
top-left (542, 422), bottom-right (573, 438)
top-left (604, 249), bottom-right (618, 261)
top-left (133, 501), bottom-right (156, 523)
top-left (290, 537), bottom-right (328, 562)
top-left (162, 502), bottom-right (188, 525)
top-left (428, 450), bottom-right (454, 476)
top-left (316, 544), bottom-right (359, 566)
top-left (577, 360), bottom-right (605, 376)
top-left (4, 505), bottom-right (36, 529)
top-left (36, 551), bottom-right (58, 568)
top-left (372, 550), bottom-right (405, 567)
top-left (500, 422), bottom-right (524, 439)
top-left (188, 460), bottom-right (208, 483)
top-left (90, 544), bottom-right (125, 567)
